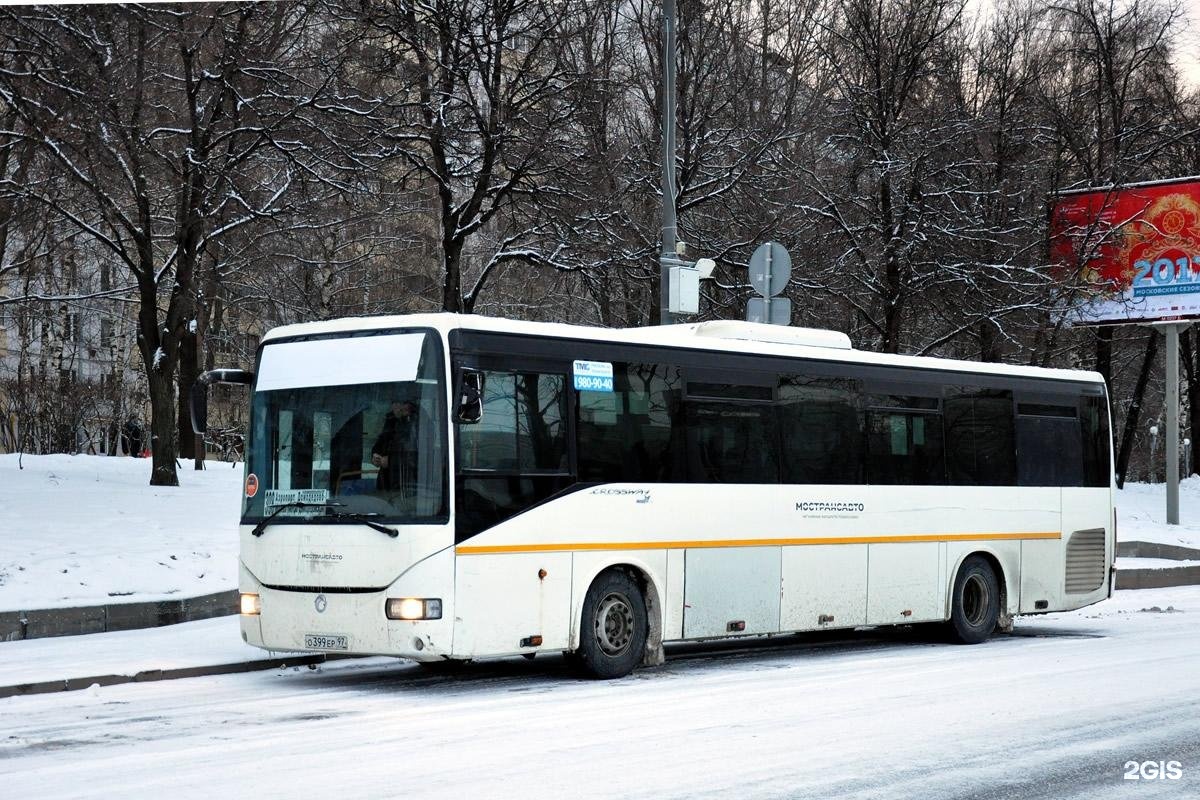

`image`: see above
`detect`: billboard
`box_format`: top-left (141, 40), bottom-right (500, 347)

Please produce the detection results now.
top-left (1050, 177), bottom-right (1200, 325)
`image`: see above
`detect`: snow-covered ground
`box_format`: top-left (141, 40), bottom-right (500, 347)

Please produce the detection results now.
top-left (2, 453), bottom-right (1200, 612)
top-left (2, 585), bottom-right (1198, 799)
top-left (1116, 475), bottom-right (1200, 549)
top-left (2, 455), bottom-right (1200, 798)
top-left (0, 454), bottom-right (242, 610)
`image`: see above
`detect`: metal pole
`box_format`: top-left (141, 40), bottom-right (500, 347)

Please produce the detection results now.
top-left (658, 0), bottom-right (677, 326)
top-left (1166, 323), bottom-right (1181, 525)
top-left (762, 243), bottom-right (772, 323)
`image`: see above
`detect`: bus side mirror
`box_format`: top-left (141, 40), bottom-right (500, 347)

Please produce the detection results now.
top-left (456, 371), bottom-right (484, 424)
top-left (191, 369), bottom-right (255, 435)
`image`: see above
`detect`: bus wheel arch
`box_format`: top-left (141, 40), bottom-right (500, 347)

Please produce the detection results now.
top-left (622, 565), bottom-right (664, 667)
top-left (575, 564), bottom-right (662, 678)
top-left (948, 552), bottom-right (1005, 643)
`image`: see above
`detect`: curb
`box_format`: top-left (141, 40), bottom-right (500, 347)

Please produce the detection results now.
top-left (1116, 566), bottom-right (1200, 590)
top-left (1115, 540), bottom-right (1200, 590)
top-left (1117, 540), bottom-right (1200, 561)
top-left (0, 590), bottom-right (236, 642)
top-left (0, 652), bottom-right (352, 700)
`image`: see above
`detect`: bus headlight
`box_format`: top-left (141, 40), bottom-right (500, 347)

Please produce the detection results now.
top-left (240, 592), bottom-right (261, 616)
top-left (386, 597), bottom-right (442, 620)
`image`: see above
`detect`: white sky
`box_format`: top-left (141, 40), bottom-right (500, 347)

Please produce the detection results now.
top-left (968, 0), bottom-right (1200, 90)
top-left (1179, 0), bottom-right (1200, 89)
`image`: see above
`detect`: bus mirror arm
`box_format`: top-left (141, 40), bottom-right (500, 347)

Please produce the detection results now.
top-left (191, 369), bottom-right (254, 436)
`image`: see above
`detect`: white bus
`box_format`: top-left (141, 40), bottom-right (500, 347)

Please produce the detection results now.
top-left (194, 314), bottom-right (1115, 678)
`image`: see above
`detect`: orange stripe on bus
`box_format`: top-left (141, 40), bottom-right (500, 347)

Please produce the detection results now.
top-left (455, 531), bottom-right (1062, 555)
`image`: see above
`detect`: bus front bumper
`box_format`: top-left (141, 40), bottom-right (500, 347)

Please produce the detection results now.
top-left (238, 563), bottom-right (454, 662)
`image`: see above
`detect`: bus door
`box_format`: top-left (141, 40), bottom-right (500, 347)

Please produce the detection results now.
top-left (450, 346), bottom-right (578, 655)
top-left (680, 367), bottom-right (783, 638)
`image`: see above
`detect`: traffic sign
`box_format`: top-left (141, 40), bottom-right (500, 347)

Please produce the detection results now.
top-left (749, 241), bottom-right (791, 297)
top-left (747, 297), bottom-right (791, 325)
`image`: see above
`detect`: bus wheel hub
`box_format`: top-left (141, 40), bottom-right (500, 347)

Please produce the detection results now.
top-left (596, 592), bottom-right (634, 656)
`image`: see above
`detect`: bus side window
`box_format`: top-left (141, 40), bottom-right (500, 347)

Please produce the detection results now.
top-left (457, 371), bottom-right (567, 471)
top-left (777, 375), bottom-right (863, 484)
top-left (1080, 394), bottom-right (1111, 487)
top-left (576, 362), bottom-right (682, 483)
top-left (516, 373), bottom-right (567, 471)
top-left (683, 372), bottom-right (778, 484)
top-left (577, 390), bottom-right (624, 482)
top-left (455, 369), bottom-right (570, 541)
top-left (944, 389), bottom-right (1015, 486)
top-left (865, 395), bottom-right (946, 486)
top-left (1016, 403), bottom-right (1083, 487)
top-left (686, 402), bottom-right (778, 483)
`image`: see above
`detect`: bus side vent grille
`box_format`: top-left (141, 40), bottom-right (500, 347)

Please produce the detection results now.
top-left (1065, 528), bottom-right (1106, 594)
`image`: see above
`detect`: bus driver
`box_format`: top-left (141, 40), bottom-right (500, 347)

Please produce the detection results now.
top-left (371, 400), bottom-right (419, 494)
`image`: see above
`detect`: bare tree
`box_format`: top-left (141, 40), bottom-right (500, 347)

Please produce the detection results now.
top-left (350, 0), bottom-right (583, 315)
top-left (799, 0), bottom-right (971, 352)
top-left (0, 3), bottom-right (362, 483)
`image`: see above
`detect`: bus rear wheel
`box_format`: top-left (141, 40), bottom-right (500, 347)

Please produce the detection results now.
top-left (948, 555), bottom-right (1000, 644)
top-left (577, 570), bottom-right (648, 679)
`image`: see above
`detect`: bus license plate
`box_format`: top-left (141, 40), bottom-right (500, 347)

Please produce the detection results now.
top-left (305, 633), bottom-right (348, 650)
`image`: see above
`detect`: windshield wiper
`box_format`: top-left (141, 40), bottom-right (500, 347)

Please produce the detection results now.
top-left (251, 501), bottom-right (399, 538)
top-left (314, 509), bottom-right (399, 538)
top-left (251, 501), bottom-right (330, 537)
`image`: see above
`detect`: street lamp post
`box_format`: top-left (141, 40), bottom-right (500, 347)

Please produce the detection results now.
top-left (1150, 424), bottom-right (1159, 484)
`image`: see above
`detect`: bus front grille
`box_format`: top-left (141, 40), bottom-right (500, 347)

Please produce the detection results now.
top-left (1065, 528), bottom-right (1107, 594)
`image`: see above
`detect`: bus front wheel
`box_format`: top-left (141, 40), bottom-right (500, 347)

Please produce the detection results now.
top-left (948, 555), bottom-right (1000, 644)
top-left (577, 570), bottom-right (648, 679)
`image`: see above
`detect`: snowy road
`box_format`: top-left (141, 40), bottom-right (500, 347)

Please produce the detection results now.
top-left (3, 588), bottom-right (1199, 800)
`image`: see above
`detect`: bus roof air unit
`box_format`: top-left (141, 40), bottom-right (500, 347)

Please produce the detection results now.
top-left (686, 320), bottom-right (853, 350)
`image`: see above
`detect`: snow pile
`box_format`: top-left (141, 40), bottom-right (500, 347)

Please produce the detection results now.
top-left (0, 454), bottom-right (242, 611)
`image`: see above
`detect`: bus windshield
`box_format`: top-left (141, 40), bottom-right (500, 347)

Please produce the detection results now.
top-left (242, 331), bottom-right (447, 524)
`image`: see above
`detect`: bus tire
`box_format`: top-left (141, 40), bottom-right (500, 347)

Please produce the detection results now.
top-left (577, 570), bottom-right (648, 679)
top-left (948, 555), bottom-right (1000, 644)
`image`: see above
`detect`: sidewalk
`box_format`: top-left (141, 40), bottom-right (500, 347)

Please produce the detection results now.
top-left (0, 616), bottom-right (356, 699)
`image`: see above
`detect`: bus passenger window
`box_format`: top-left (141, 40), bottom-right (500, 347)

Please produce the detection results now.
top-left (866, 407), bottom-right (946, 485)
top-left (944, 389), bottom-right (1015, 486)
top-left (517, 373), bottom-right (566, 471)
top-left (576, 362), bottom-right (682, 483)
top-left (454, 369), bottom-right (570, 542)
top-left (1016, 403), bottom-right (1083, 487)
top-left (1080, 395), bottom-right (1111, 487)
top-left (777, 375), bottom-right (863, 484)
top-left (686, 402), bottom-right (778, 483)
